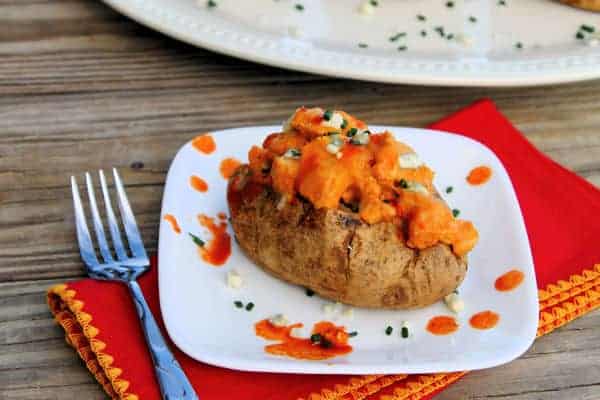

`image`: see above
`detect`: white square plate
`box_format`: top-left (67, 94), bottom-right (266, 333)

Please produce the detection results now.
top-left (158, 126), bottom-right (538, 375)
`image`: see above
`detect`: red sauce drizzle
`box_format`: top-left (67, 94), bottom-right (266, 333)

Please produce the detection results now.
top-left (495, 269), bottom-right (525, 292)
top-left (197, 214), bottom-right (231, 266)
top-left (192, 134), bottom-right (216, 154)
top-left (469, 310), bottom-right (500, 330)
top-left (255, 319), bottom-right (352, 360)
top-left (190, 175), bottom-right (208, 192)
top-left (219, 157), bottom-right (242, 179)
top-left (467, 166), bottom-right (492, 186)
top-left (426, 316), bottom-right (459, 335)
top-left (163, 214), bottom-right (181, 234)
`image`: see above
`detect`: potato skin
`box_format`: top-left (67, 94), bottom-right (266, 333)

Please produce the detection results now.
top-left (227, 167), bottom-right (467, 309)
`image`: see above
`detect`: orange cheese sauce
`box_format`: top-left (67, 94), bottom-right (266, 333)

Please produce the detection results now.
top-left (495, 269), bottom-right (525, 292)
top-left (192, 134), bottom-right (216, 154)
top-left (190, 175), bottom-right (208, 192)
top-left (426, 316), bottom-right (459, 335)
top-left (163, 214), bottom-right (181, 234)
top-left (467, 166), bottom-right (492, 186)
top-left (469, 311), bottom-right (500, 330)
top-left (255, 319), bottom-right (352, 360)
top-left (196, 214), bottom-right (231, 266)
top-left (219, 157), bottom-right (242, 179)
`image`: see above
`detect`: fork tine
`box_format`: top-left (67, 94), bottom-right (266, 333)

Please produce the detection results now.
top-left (112, 168), bottom-right (148, 259)
top-left (99, 169), bottom-right (129, 261)
top-left (85, 172), bottom-right (114, 263)
top-left (71, 176), bottom-right (100, 267)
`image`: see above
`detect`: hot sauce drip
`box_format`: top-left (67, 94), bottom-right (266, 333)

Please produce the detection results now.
top-left (220, 158), bottom-right (242, 179)
top-left (217, 212), bottom-right (227, 220)
top-left (466, 166), bottom-right (492, 186)
top-left (190, 175), bottom-right (208, 192)
top-left (163, 214), bottom-right (181, 234)
top-left (196, 214), bottom-right (231, 266)
top-left (192, 134), bottom-right (216, 154)
top-left (254, 319), bottom-right (353, 360)
top-left (495, 269), bottom-right (525, 292)
top-left (469, 311), bottom-right (500, 330)
top-left (426, 316), bottom-right (459, 335)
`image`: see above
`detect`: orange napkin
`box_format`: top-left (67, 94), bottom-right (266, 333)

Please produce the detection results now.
top-left (48, 100), bottom-right (600, 400)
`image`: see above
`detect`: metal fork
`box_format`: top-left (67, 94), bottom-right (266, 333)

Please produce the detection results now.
top-left (71, 169), bottom-right (198, 400)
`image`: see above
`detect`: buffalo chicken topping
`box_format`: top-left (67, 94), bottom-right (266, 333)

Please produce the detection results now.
top-left (243, 107), bottom-right (478, 256)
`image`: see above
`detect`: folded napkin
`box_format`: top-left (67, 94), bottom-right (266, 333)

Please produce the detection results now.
top-left (48, 100), bottom-right (600, 400)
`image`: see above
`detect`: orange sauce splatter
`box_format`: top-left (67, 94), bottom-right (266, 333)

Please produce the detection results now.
top-left (219, 157), bottom-right (242, 179)
top-left (495, 269), bottom-right (525, 292)
top-left (426, 316), bottom-right (459, 335)
top-left (469, 311), bottom-right (500, 330)
top-left (163, 214), bottom-right (181, 234)
top-left (467, 165), bottom-right (492, 186)
top-left (190, 175), bottom-right (208, 192)
top-left (255, 319), bottom-right (353, 360)
top-left (197, 214), bottom-right (231, 266)
top-left (192, 134), bottom-right (216, 154)
top-left (217, 212), bottom-right (227, 220)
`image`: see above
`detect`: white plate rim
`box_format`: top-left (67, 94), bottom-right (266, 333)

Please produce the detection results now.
top-left (100, 0), bottom-right (600, 87)
top-left (157, 125), bottom-right (539, 375)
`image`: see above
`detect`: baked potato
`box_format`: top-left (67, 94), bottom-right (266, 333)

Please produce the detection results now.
top-left (227, 107), bottom-right (478, 309)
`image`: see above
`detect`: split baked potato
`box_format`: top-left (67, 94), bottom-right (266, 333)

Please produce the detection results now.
top-left (227, 107), bottom-right (478, 309)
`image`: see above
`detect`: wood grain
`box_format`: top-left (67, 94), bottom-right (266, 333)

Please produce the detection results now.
top-left (1, 0), bottom-right (599, 399)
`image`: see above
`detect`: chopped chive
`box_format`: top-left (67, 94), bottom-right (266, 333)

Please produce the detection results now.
top-left (576, 31), bottom-right (585, 40)
top-left (369, 0), bottom-right (379, 5)
top-left (389, 32), bottom-right (407, 42)
top-left (498, 0), bottom-right (506, 5)
top-left (434, 26), bottom-right (445, 37)
top-left (515, 42), bottom-right (523, 49)
top-left (189, 232), bottom-right (205, 247)
top-left (445, 186), bottom-right (453, 194)
top-left (452, 208), bottom-right (460, 218)
top-left (206, 0), bottom-right (217, 8)
top-left (294, 3), bottom-right (304, 11)
top-left (396, 178), bottom-right (409, 189)
top-left (397, 45), bottom-right (408, 51)
top-left (358, 42), bottom-right (369, 48)
top-left (401, 326), bottom-right (409, 338)
top-left (348, 331), bottom-right (358, 337)
top-left (234, 300), bottom-right (243, 308)
top-left (581, 24), bottom-right (595, 33)
top-left (305, 288), bottom-right (315, 297)
top-left (446, 1), bottom-right (454, 7)
top-left (323, 110), bottom-right (333, 121)
top-left (341, 119), bottom-right (348, 129)
top-left (310, 333), bottom-right (322, 343)
top-left (347, 127), bottom-right (358, 137)
top-left (417, 14), bottom-right (426, 22)
top-left (245, 302), bottom-right (254, 311)
top-left (469, 16), bottom-right (477, 23)
top-left (446, 33), bottom-right (454, 40)
top-left (385, 326), bottom-right (393, 335)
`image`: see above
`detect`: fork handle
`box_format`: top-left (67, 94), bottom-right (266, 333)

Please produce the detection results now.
top-left (127, 280), bottom-right (199, 400)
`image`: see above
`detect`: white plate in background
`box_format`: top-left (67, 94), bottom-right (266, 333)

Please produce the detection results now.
top-left (101, 0), bottom-right (600, 86)
top-left (158, 125), bottom-right (538, 374)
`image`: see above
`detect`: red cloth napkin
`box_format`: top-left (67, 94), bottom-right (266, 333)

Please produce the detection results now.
top-left (48, 99), bottom-right (600, 400)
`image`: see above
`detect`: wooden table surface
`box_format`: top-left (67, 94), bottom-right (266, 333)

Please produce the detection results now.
top-left (2, 1), bottom-right (600, 399)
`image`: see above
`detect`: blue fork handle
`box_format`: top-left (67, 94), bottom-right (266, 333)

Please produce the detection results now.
top-left (127, 280), bottom-right (199, 400)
